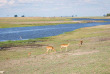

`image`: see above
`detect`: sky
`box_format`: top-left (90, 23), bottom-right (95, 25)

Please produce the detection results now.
top-left (0, 0), bottom-right (110, 17)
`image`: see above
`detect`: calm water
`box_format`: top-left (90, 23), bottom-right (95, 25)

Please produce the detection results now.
top-left (0, 18), bottom-right (110, 41)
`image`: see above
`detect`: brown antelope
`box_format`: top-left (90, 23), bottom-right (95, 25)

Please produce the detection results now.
top-left (28, 52), bottom-right (31, 56)
top-left (46, 46), bottom-right (56, 54)
top-left (60, 43), bottom-right (70, 51)
top-left (80, 40), bottom-right (83, 45)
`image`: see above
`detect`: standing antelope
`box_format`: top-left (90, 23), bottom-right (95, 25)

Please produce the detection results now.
top-left (80, 40), bottom-right (83, 45)
top-left (46, 46), bottom-right (56, 54)
top-left (60, 43), bottom-right (70, 51)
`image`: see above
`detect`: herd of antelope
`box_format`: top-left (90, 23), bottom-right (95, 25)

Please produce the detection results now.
top-left (46, 40), bottom-right (83, 54)
top-left (28, 40), bottom-right (83, 55)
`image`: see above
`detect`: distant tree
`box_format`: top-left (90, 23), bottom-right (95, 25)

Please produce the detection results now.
top-left (21, 15), bottom-right (25, 17)
top-left (106, 13), bottom-right (110, 16)
top-left (72, 15), bottom-right (74, 17)
top-left (14, 15), bottom-right (18, 17)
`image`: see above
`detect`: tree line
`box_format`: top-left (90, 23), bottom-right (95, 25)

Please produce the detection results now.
top-left (104, 13), bottom-right (110, 17)
top-left (106, 13), bottom-right (110, 16)
top-left (14, 15), bottom-right (77, 17)
top-left (14, 15), bottom-right (25, 17)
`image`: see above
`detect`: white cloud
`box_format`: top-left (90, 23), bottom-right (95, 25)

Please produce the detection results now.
top-left (0, 0), bottom-right (15, 7)
top-left (18, 0), bottom-right (43, 3)
top-left (0, 0), bottom-right (7, 4)
top-left (0, 0), bottom-right (7, 7)
top-left (72, 0), bottom-right (97, 4)
top-left (8, 0), bottom-right (15, 5)
top-left (78, 0), bottom-right (93, 3)
top-left (84, 0), bottom-right (91, 3)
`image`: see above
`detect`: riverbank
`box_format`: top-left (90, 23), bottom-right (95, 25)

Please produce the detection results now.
top-left (72, 16), bottom-right (110, 19)
top-left (0, 17), bottom-right (106, 28)
top-left (0, 17), bottom-right (74, 28)
top-left (0, 24), bottom-right (110, 74)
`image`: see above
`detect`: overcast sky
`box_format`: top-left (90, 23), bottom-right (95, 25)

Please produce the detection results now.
top-left (0, 0), bottom-right (110, 17)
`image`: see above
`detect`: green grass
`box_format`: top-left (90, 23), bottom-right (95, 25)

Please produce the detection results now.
top-left (0, 24), bottom-right (110, 74)
top-left (72, 16), bottom-right (110, 19)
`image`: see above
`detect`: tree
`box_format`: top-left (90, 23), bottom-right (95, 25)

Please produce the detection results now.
top-left (14, 15), bottom-right (18, 17)
top-left (21, 15), bottom-right (25, 17)
top-left (106, 13), bottom-right (110, 16)
top-left (72, 15), bottom-right (74, 17)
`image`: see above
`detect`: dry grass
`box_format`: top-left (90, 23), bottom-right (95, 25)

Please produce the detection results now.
top-left (0, 17), bottom-right (81, 28)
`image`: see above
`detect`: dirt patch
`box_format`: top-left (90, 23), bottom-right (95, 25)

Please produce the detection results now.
top-left (99, 38), bottom-right (110, 41)
top-left (0, 50), bottom-right (99, 73)
top-left (66, 50), bottom-right (99, 56)
top-left (5, 44), bottom-right (46, 51)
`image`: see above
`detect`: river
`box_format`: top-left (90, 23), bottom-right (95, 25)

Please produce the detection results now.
top-left (0, 18), bottom-right (110, 41)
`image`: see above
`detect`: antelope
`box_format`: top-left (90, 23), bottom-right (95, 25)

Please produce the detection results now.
top-left (46, 46), bottom-right (56, 54)
top-left (60, 43), bottom-right (70, 51)
top-left (80, 40), bottom-right (83, 45)
top-left (28, 52), bottom-right (31, 56)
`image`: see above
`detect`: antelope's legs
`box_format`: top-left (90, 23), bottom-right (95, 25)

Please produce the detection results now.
top-left (46, 49), bottom-right (50, 54)
top-left (66, 47), bottom-right (67, 51)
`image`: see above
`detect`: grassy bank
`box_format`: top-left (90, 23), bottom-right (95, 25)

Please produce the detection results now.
top-left (0, 25), bottom-right (110, 74)
top-left (0, 17), bottom-right (107, 28)
top-left (72, 16), bottom-right (110, 19)
top-left (0, 17), bottom-right (77, 28)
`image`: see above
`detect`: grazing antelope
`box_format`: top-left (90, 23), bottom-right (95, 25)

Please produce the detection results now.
top-left (28, 52), bottom-right (31, 56)
top-left (60, 43), bottom-right (70, 51)
top-left (6, 58), bottom-right (10, 60)
top-left (46, 46), bottom-right (56, 54)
